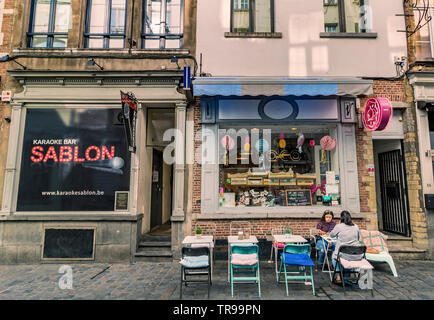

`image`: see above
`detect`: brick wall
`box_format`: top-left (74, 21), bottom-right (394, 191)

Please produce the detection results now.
top-left (192, 219), bottom-right (367, 240)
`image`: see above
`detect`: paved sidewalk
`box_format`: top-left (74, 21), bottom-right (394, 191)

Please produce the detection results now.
top-left (0, 260), bottom-right (432, 300)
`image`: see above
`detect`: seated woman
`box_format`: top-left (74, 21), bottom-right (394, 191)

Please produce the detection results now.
top-left (315, 210), bottom-right (336, 265)
top-left (329, 210), bottom-right (363, 284)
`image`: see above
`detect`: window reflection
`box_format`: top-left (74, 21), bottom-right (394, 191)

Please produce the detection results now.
top-left (142, 0), bottom-right (184, 49)
top-left (85, 0), bottom-right (127, 48)
top-left (29, 0), bottom-right (71, 48)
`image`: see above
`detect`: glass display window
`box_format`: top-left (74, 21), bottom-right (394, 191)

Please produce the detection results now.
top-left (218, 125), bottom-right (340, 208)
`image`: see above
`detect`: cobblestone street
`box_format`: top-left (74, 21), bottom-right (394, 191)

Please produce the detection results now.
top-left (0, 259), bottom-right (432, 300)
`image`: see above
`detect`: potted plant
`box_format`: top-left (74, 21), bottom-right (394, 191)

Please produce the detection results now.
top-left (195, 227), bottom-right (203, 238)
top-left (284, 226), bottom-right (293, 237)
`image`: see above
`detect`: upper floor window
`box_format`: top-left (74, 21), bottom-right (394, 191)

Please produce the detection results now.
top-left (142, 0), bottom-right (184, 49)
top-left (323, 0), bottom-right (368, 33)
top-left (84, 0), bottom-right (127, 48)
top-left (414, 4), bottom-right (434, 60)
top-left (231, 0), bottom-right (274, 33)
top-left (28, 0), bottom-right (71, 48)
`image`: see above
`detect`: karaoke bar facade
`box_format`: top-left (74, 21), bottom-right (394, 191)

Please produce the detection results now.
top-left (0, 70), bottom-right (188, 264)
top-left (191, 77), bottom-right (392, 244)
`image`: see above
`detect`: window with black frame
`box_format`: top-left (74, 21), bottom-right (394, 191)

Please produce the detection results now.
top-left (27, 0), bottom-right (71, 48)
top-left (84, 0), bottom-right (127, 48)
top-left (231, 0), bottom-right (274, 33)
top-left (323, 0), bottom-right (367, 33)
top-left (142, 0), bottom-right (184, 49)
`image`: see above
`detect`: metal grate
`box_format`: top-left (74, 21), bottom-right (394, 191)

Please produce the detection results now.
top-left (378, 150), bottom-right (411, 236)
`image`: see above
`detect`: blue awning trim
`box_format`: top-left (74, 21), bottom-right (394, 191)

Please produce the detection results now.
top-left (283, 83), bottom-right (338, 96)
top-left (194, 84), bottom-right (242, 96)
top-left (192, 77), bottom-right (373, 97)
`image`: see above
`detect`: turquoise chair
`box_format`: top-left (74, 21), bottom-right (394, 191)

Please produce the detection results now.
top-left (278, 243), bottom-right (315, 296)
top-left (230, 244), bottom-right (261, 297)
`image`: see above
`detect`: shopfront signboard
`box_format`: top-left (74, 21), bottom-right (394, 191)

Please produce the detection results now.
top-left (17, 108), bottom-right (131, 211)
top-left (120, 91), bottom-right (138, 152)
top-left (362, 97), bottom-right (392, 131)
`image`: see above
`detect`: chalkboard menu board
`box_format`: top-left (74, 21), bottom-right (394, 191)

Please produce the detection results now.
top-left (42, 228), bottom-right (95, 260)
top-left (285, 189), bottom-right (312, 206)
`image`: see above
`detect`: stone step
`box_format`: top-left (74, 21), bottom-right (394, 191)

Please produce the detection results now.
top-left (381, 232), bottom-right (414, 248)
top-left (138, 241), bottom-right (171, 248)
top-left (388, 246), bottom-right (427, 260)
top-left (140, 234), bottom-right (171, 242)
top-left (134, 248), bottom-right (173, 262)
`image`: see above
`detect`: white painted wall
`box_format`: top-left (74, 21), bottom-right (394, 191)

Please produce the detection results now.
top-left (196, 0), bottom-right (407, 77)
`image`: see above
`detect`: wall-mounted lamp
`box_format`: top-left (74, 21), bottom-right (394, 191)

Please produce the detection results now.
top-left (171, 56), bottom-right (181, 70)
top-left (4, 116), bottom-right (11, 123)
top-left (0, 55), bottom-right (27, 70)
top-left (86, 58), bottom-right (104, 70)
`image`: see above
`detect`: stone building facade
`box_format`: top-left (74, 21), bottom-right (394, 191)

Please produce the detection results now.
top-left (0, 0), bottom-right (197, 264)
top-left (403, 0), bottom-right (434, 259)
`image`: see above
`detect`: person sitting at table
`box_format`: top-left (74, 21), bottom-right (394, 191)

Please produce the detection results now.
top-left (315, 210), bottom-right (336, 265)
top-left (329, 210), bottom-right (363, 285)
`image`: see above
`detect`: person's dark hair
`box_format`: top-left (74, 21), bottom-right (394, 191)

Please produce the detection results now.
top-left (321, 210), bottom-right (334, 222)
top-left (340, 210), bottom-right (354, 226)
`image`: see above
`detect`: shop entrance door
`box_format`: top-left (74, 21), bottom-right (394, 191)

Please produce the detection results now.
top-left (378, 149), bottom-right (411, 236)
top-left (151, 149), bottom-right (163, 230)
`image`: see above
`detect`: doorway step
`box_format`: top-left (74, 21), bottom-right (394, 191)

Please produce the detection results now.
top-left (383, 232), bottom-right (427, 260)
top-left (134, 234), bottom-right (172, 262)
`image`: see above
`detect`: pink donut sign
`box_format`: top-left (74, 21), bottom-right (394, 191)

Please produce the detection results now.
top-left (362, 97), bottom-right (393, 131)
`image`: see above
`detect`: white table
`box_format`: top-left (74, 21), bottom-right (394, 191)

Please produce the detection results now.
top-left (271, 234), bottom-right (307, 282)
top-left (320, 234), bottom-right (337, 281)
top-left (227, 235), bottom-right (258, 282)
top-left (182, 235), bottom-right (215, 280)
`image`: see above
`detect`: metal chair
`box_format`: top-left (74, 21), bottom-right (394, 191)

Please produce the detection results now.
top-left (278, 243), bottom-right (315, 296)
top-left (332, 245), bottom-right (374, 296)
top-left (269, 226), bottom-right (293, 263)
top-left (230, 244), bottom-right (261, 297)
top-left (179, 246), bottom-right (211, 299)
top-left (308, 228), bottom-right (319, 265)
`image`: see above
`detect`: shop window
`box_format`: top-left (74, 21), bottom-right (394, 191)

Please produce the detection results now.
top-left (142, 0), bottom-right (184, 49)
top-left (323, 0), bottom-right (368, 33)
top-left (218, 125), bottom-right (340, 208)
top-left (16, 108), bottom-right (131, 211)
top-left (231, 0), bottom-right (274, 33)
top-left (28, 0), bottom-right (71, 48)
top-left (84, 0), bottom-right (127, 48)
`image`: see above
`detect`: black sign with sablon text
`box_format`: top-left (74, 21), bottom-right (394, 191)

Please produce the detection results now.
top-left (17, 108), bottom-right (130, 211)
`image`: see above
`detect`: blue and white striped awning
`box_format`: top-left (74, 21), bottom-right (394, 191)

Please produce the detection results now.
top-left (192, 77), bottom-right (373, 97)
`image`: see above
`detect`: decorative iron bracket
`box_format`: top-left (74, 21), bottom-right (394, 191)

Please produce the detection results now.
top-left (397, 0), bottom-right (432, 37)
